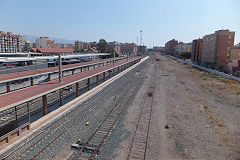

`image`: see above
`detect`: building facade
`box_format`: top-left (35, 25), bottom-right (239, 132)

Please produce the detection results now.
top-left (229, 48), bottom-right (240, 60)
top-left (202, 29), bottom-right (235, 70)
top-left (23, 41), bottom-right (33, 52)
top-left (35, 37), bottom-right (55, 48)
top-left (165, 39), bottom-right (178, 56)
top-left (75, 41), bottom-right (83, 52)
top-left (138, 45), bottom-right (147, 53)
top-left (191, 39), bottom-right (203, 64)
top-left (120, 43), bottom-right (138, 56)
top-left (153, 46), bottom-right (165, 52)
top-left (0, 31), bottom-right (26, 53)
top-left (82, 42), bottom-right (89, 50)
top-left (109, 41), bottom-right (121, 55)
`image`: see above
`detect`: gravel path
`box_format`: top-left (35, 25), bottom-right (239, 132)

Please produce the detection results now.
top-left (111, 53), bottom-right (240, 160)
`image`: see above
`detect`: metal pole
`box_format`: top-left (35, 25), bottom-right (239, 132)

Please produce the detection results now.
top-left (113, 52), bottom-right (115, 64)
top-left (58, 54), bottom-right (62, 83)
top-left (42, 95), bottom-right (48, 115)
top-left (15, 106), bottom-right (18, 125)
top-left (59, 89), bottom-right (63, 106)
top-left (27, 101), bottom-right (30, 123)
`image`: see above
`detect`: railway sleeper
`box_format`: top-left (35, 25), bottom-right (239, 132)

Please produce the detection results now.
top-left (91, 134), bottom-right (106, 139)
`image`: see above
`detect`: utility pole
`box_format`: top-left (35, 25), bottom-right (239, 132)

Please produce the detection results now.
top-left (58, 54), bottom-right (62, 83)
top-left (113, 51), bottom-right (115, 64)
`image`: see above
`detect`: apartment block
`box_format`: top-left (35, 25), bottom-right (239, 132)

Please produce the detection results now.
top-left (23, 41), bottom-right (33, 52)
top-left (191, 38), bottom-right (203, 64)
top-left (176, 42), bottom-right (191, 53)
top-left (120, 43), bottom-right (138, 56)
top-left (0, 31), bottom-right (26, 53)
top-left (165, 39), bottom-right (178, 56)
top-left (75, 41), bottom-right (83, 52)
top-left (82, 42), bottom-right (89, 50)
top-left (138, 45), bottom-right (147, 53)
top-left (153, 46), bottom-right (164, 52)
top-left (35, 37), bottom-right (55, 48)
top-left (202, 29), bottom-right (235, 70)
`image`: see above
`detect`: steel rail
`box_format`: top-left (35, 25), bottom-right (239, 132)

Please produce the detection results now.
top-left (3, 66), bottom-right (124, 160)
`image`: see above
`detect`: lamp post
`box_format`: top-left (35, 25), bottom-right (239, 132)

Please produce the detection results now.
top-left (58, 54), bottom-right (62, 83)
top-left (113, 51), bottom-right (115, 64)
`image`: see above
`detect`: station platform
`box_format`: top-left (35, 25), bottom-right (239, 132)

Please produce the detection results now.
top-left (0, 56), bottom-right (144, 157)
top-left (0, 57), bottom-right (124, 83)
top-left (0, 57), bottom-right (140, 111)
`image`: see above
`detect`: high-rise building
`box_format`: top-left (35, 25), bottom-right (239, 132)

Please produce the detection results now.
top-left (202, 29), bottom-right (235, 70)
top-left (191, 38), bottom-right (203, 64)
top-left (165, 39), bottom-right (178, 56)
top-left (35, 37), bottom-right (55, 48)
top-left (75, 41), bottom-right (83, 52)
top-left (0, 31), bottom-right (26, 53)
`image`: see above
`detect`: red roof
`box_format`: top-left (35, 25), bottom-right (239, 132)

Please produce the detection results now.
top-left (31, 48), bottom-right (74, 54)
top-left (30, 48), bottom-right (37, 52)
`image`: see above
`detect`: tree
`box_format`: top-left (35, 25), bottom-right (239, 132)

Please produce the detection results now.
top-left (97, 39), bottom-right (119, 57)
top-left (98, 39), bottom-right (108, 53)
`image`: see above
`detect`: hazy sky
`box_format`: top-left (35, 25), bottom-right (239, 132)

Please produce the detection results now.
top-left (1, 0), bottom-right (239, 47)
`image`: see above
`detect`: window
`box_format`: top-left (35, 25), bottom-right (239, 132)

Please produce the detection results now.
top-left (227, 47), bottom-right (231, 51)
top-left (228, 41), bottom-right (231, 45)
top-left (229, 35), bottom-right (232, 39)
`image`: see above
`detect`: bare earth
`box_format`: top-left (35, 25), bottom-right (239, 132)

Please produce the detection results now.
top-left (115, 54), bottom-right (240, 160)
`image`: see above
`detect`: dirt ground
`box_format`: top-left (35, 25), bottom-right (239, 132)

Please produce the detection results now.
top-left (115, 54), bottom-right (240, 160)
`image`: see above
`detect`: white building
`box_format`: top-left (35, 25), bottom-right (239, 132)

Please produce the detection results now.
top-left (176, 42), bottom-right (192, 54)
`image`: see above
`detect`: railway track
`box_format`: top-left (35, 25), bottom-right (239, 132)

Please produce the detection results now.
top-left (0, 73), bottom-right (105, 127)
top-left (0, 61), bottom-right (111, 126)
top-left (69, 64), bottom-right (148, 160)
top-left (28, 78), bottom-right (131, 160)
top-left (2, 62), bottom-right (137, 160)
top-left (71, 82), bottom-right (139, 160)
top-left (127, 58), bottom-right (158, 160)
